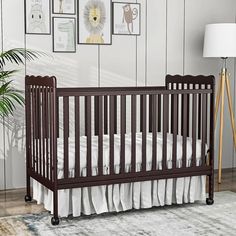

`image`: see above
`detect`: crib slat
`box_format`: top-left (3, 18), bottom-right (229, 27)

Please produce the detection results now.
top-left (114, 96), bottom-right (117, 134)
top-left (42, 87), bottom-right (45, 178)
top-left (176, 84), bottom-right (179, 135)
top-left (162, 94), bottom-right (168, 170)
top-left (131, 95), bottom-right (136, 173)
top-left (26, 86), bottom-right (32, 171)
top-left (120, 95), bottom-right (126, 174)
top-left (109, 96), bottom-right (115, 175)
top-left (98, 96), bottom-right (104, 176)
top-left (86, 96), bottom-right (92, 177)
top-left (192, 93), bottom-right (197, 167)
top-left (152, 95), bottom-right (157, 171)
top-left (45, 88), bottom-right (49, 180)
top-left (31, 87), bottom-right (36, 173)
top-left (141, 95), bottom-right (147, 172)
top-left (171, 84), bottom-right (174, 133)
top-left (94, 96), bottom-right (99, 136)
top-left (75, 96), bottom-right (80, 178)
top-left (35, 87), bottom-right (39, 174)
top-left (187, 84), bottom-right (190, 136)
top-left (104, 96), bottom-right (108, 135)
top-left (63, 96), bottom-right (69, 179)
top-left (198, 85), bottom-right (202, 139)
top-left (149, 95), bottom-right (153, 132)
top-left (182, 94), bottom-right (187, 168)
top-left (56, 97), bottom-right (59, 138)
top-left (49, 88), bottom-right (53, 181)
top-left (172, 94), bottom-right (178, 169)
top-left (157, 94), bottom-right (161, 132)
top-left (201, 93), bottom-right (207, 166)
top-left (38, 88), bottom-right (42, 176)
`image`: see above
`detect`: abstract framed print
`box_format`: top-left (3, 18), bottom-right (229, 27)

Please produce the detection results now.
top-left (53, 0), bottom-right (76, 15)
top-left (25, 0), bottom-right (51, 34)
top-left (113, 2), bottom-right (140, 36)
top-left (53, 17), bottom-right (76, 53)
top-left (78, 0), bottom-right (112, 45)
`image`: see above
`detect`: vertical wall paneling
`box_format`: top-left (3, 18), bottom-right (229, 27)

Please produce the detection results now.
top-left (100, 0), bottom-right (137, 87)
top-left (146, 0), bottom-right (166, 86)
top-left (1, 0), bottom-right (236, 190)
top-left (2, 0), bottom-right (26, 189)
top-left (0, 0), bottom-right (5, 190)
top-left (166, 0), bottom-right (185, 75)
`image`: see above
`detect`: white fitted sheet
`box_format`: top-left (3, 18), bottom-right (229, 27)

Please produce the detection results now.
top-left (57, 132), bottom-right (206, 171)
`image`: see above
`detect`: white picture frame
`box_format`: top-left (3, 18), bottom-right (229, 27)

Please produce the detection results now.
top-left (53, 0), bottom-right (76, 15)
top-left (25, 0), bottom-right (51, 35)
top-left (78, 0), bottom-right (112, 45)
top-left (53, 17), bottom-right (76, 53)
top-left (113, 2), bottom-right (141, 36)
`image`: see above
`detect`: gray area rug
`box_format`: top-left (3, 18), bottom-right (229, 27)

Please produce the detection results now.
top-left (1, 191), bottom-right (236, 236)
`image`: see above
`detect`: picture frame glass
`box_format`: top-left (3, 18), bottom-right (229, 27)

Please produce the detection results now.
top-left (78, 0), bottom-right (112, 45)
top-left (53, 17), bottom-right (76, 52)
top-left (53, 0), bottom-right (75, 14)
top-left (113, 3), bottom-right (140, 35)
top-left (25, 0), bottom-right (51, 34)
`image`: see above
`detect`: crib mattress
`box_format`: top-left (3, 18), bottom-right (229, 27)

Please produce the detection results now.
top-left (57, 132), bottom-right (206, 171)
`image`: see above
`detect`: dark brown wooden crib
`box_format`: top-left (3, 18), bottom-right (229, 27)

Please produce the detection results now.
top-left (25, 74), bottom-right (215, 225)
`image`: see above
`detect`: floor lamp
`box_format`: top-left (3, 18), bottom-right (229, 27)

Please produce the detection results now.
top-left (203, 23), bottom-right (236, 184)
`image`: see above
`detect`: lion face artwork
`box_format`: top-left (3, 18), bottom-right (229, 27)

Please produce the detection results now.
top-left (83, 0), bottom-right (106, 44)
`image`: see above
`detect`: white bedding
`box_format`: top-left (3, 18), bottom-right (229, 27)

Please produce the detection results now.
top-left (57, 132), bottom-right (206, 171)
top-left (33, 132), bottom-right (207, 217)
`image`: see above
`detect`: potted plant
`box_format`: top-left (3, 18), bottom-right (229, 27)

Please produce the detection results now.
top-left (0, 48), bottom-right (43, 117)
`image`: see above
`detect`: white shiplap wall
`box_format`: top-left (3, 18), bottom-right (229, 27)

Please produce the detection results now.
top-left (0, 0), bottom-right (236, 190)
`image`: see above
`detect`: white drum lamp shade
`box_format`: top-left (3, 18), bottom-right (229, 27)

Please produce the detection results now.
top-left (203, 23), bottom-right (236, 58)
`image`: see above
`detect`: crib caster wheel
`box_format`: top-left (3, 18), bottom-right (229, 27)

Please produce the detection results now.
top-left (24, 195), bottom-right (32, 202)
top-left (51, 217), bottom-right (60, 225)
top-left (206, 198), bottom-right (214, 205)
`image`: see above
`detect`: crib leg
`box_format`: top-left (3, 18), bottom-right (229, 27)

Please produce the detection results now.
top-left (206, 173), bottom-right (214, 205)
top-left (51, 189), bottom-right (60, 225)
top-left (25, 171), bottom-right (32, 202)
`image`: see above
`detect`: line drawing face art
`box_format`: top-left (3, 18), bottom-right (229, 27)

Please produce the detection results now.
top-left (83, 0), bottom-right (106, 44)
top-left (113, 2), bottom-right (140, 35)
top-left (28, 2), bottom-right (47, 33)
top-left (58, 20), bottom-right (75, 51)
top-left (122, 4), bottom-right (138, 34)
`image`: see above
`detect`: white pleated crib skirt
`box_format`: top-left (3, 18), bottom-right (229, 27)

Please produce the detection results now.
top-left (33, 175), bottom-right (206, 217)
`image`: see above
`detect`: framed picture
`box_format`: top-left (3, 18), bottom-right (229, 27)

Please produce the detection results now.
top-left (113, 2), bottom-right (141, 35)
top-left (53, 0), bottom-right (76, 15)
top-left (78, 0), bottom-right (112, 45)
top-left (53, 17), bottom-right (76, 53)
top-left (25, 0), bottom-right (51, 34)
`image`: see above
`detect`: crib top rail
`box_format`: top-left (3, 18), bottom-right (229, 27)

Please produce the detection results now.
top-left (56, 87), bottom-right (213, 97)
top-left (166, 74), bottom-right (215, 86)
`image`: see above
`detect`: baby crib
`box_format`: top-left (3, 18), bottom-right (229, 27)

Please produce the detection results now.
top-left (24, 74), bottom-right (215, 225)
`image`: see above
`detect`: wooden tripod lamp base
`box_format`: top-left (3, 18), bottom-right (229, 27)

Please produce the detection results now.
top-left (203, 23), bottom-right (236, 184)
top-left (215, 67), bottom-right (236, 184)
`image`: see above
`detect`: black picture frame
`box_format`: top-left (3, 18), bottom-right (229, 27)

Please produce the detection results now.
top-left (24, 0), bottom-right (51, 35)
top-left (77, 0), bottom-right (112, 45)
top-left (52, 0), bottom-right (76, 15)
top-left (52, 17), bottom-right (76, 53)
top-left (112, 2), bottom-right (141, 36)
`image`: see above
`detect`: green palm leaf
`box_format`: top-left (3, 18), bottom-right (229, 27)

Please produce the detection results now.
top-left (0, 48), bottom-right (46, 69)
top-left (0, 48), bottom-right (45, 117)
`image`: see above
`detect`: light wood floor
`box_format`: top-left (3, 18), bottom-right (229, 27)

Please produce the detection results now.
top-left (0, 169), bottom-right (236, 218)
